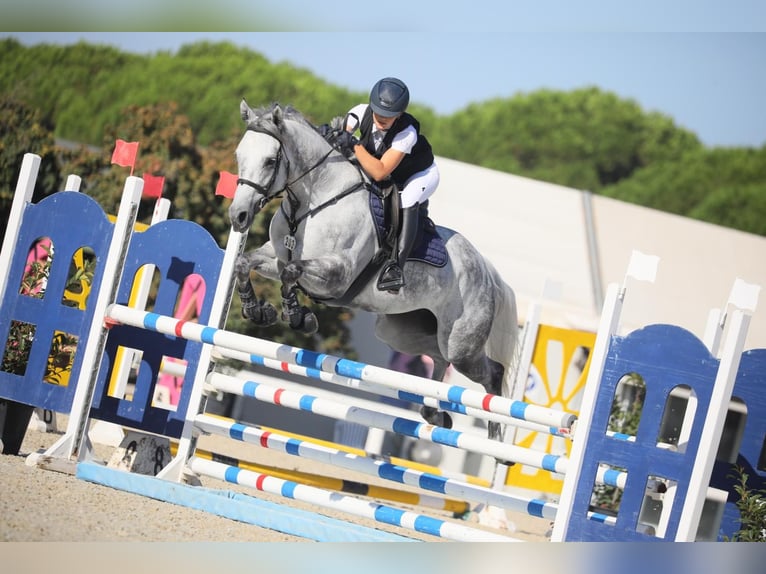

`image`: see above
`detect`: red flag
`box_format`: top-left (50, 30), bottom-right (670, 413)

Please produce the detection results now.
top-left (111, 139), bottom-right (139, 170)
top-left (215, 171), bottom-right (238, 199)
top-left (142, 173), bottom-right (165, 199)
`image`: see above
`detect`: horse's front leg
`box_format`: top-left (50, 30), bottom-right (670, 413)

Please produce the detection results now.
top-left (278, 261), bottom-right (319, 335)
top-left (235, 242), bottom-right (279, 326)
top-left (278, 283), bottom-right (318, 335)
top-left (278, 254), bottom-right (352, 335)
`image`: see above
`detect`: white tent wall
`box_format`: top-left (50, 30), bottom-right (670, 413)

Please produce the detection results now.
top-left (592, 194), bottom-right (765, 349)
top-left (430, 157), bottom-right (599, 332)
top-left (427, 155), bottom-right (765, 348)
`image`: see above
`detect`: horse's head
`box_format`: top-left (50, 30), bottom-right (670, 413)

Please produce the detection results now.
top-left (229, 100), bottom-right (293, 232)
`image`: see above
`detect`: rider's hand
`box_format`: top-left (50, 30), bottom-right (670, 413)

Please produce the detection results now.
top-left (334, 130), bottom-right (359, 155)
top-left (317, 123), bottom-right (335, 140)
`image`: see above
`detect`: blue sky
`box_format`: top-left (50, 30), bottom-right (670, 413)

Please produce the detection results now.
top-left (4, 6), bottom-right (766, 148)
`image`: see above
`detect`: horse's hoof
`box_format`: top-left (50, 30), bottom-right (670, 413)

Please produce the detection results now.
top-left (242, 300), bottom-right (278, 326)
top-left (420, 406), bottom-right (452, 429)
top-left (283, 306), bottom-right (318, 335)
top-left (301, 310), bottom-right (319, 335)
top-left (260, 303), bottom-right (278, 325)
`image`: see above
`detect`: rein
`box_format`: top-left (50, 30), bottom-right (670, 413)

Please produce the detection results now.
top-left (238, 118), bottom-right (391, 304)
top-left (236, 125), bottom-right (334, 209)
top-left (239, 123), bottom-right (369, 256)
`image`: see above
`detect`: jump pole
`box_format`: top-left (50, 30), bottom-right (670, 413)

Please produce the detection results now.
top-left (194, 413), bottom-right (616, 524)
top-left (252, 423), bottom-right (491, 487)
top-left (105, 304), bottom-right (575, 430)
top-left (187, 456), bottom-right (519, 542)
top-left (207, 372), bottom-right (626, 488)
top-left (216, 346), bottom-right (572, 438)
top-left (195, 413), bottom-right (559, 520)
top-left (191, 447), bottom-right (470, 515)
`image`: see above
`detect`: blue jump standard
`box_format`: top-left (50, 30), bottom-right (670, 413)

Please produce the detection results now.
top-left (76, 461), bottom-right (415, 542)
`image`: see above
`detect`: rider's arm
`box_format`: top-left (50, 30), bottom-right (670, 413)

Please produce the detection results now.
top-left (352, 144), bottom-right (405, 181)
top-left (352, 124), bottom-right (416, 182)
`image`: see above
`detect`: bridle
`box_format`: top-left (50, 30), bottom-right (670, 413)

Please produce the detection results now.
top-left (237, 123), bottom-right (367, 256)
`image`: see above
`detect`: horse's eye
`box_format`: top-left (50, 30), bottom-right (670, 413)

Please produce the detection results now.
top-left (265, 157), bottom-right (277, 168)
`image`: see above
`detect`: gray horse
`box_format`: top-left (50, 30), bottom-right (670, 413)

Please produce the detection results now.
top-left (229, 100), bottom-right (519, 440)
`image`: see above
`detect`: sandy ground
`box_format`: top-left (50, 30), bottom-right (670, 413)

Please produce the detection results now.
top-left (0, 414), bottom-right (551, 543)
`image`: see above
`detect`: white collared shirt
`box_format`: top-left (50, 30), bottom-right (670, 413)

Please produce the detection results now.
top-left (346, 104), bottom-right (417, 154)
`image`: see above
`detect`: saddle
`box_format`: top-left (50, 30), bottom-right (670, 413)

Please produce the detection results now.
top-left (368, 186), bottom-right (447, 268)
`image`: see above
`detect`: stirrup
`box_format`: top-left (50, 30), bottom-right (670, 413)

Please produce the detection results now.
top-left (377, 263), bottom-right (404, 292)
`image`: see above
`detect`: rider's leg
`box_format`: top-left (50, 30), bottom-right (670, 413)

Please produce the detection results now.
top-left (378, 202), bottom-right (419, 291)
top-left (378, 166), bottom-right (438, 292)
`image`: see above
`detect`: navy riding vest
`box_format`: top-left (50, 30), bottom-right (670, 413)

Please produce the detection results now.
top-left (358, 107), bottom-right (434, 187)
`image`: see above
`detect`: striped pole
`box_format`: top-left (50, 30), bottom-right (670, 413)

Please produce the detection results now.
top-left (256, 423), bottom-right (491, 487)
top-left (206, 372), bottom-right (626, 490)
top-left (195, 416), bottom-right (618, 527)
top-left (216, 347), bottom-right (572, 439)
top-left (195, 413), bottom-right (559, 519)
top-left (106, 304), bottom-right (576, 429)
top-left (209, 372), bottom-right (570, 474)
top-left (192, 448), bottom-right (470, 515)
top-left (188, 456), bottom-right (519, 542)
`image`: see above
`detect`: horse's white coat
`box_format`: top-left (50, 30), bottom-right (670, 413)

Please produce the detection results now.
top-left (229, 102), bottom-right (520, 439)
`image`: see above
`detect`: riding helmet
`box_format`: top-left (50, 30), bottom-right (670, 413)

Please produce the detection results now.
top-left (369, 77), bottom-right (410, 118)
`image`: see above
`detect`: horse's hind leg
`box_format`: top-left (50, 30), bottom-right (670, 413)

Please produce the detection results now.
top-left (374, 312), bottom-right (453, 429)
top-left (420, 357), bottom-right (454, 429)
top-left (449, 353), bottom-right (507, 442)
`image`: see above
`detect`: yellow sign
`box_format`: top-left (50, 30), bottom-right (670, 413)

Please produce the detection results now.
top-left (505, 324), bottom-right (595, 494)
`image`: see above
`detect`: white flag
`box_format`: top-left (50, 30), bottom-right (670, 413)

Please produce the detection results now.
top-left (728, 277), bottom-right (761, 312)
top-left (626, 250), bottom-right (659, 283)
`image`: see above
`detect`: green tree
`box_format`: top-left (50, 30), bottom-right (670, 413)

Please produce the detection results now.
top-left (0, 95), bottom-right (60, 232)
top-left (56, 101), bottom-right (356, 356)
top-left (724, 465), bottom-right (766, 542)
top-left (2, 37), bottom-right (765, 246)
top-left (690, 183), bottom-right (766, 236)
top-left (433, 87), bottom-right (702, 192)
top-left (601, 146), bottom-right (766, 233)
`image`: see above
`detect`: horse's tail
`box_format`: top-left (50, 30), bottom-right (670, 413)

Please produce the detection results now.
top-left (485, 265), bottom-right (521, 397)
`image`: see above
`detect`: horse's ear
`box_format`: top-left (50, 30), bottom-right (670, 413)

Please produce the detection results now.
top-left (272, 104), bottom-right (285, 130)
top-left (240, 99), bottom-right (254, 122)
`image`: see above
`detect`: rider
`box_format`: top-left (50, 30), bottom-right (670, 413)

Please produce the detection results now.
top-left (341, 77), bottom-right (440, 292)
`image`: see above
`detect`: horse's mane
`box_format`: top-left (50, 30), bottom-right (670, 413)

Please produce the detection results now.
top-left (246, 102), bottom-right (351, 165)
top-left (247, 102), bottom-right (315, 131)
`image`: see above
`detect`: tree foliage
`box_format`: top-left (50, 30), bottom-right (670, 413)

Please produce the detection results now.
top-left (0, 94), bottom-right (60, 230)
top-left (600, 147), bottom-right (766, 235)
top-left (1, 38), bottom-right (764, 330)
top-left (433, 87), bottom-right (704, 191)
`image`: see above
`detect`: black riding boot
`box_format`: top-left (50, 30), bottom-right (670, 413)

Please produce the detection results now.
top-left (378, 204), bottom-right (419, 292)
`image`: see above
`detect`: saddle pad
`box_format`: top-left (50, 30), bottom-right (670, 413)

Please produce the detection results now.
top-left (369, 193), bottom-right (447, 267)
